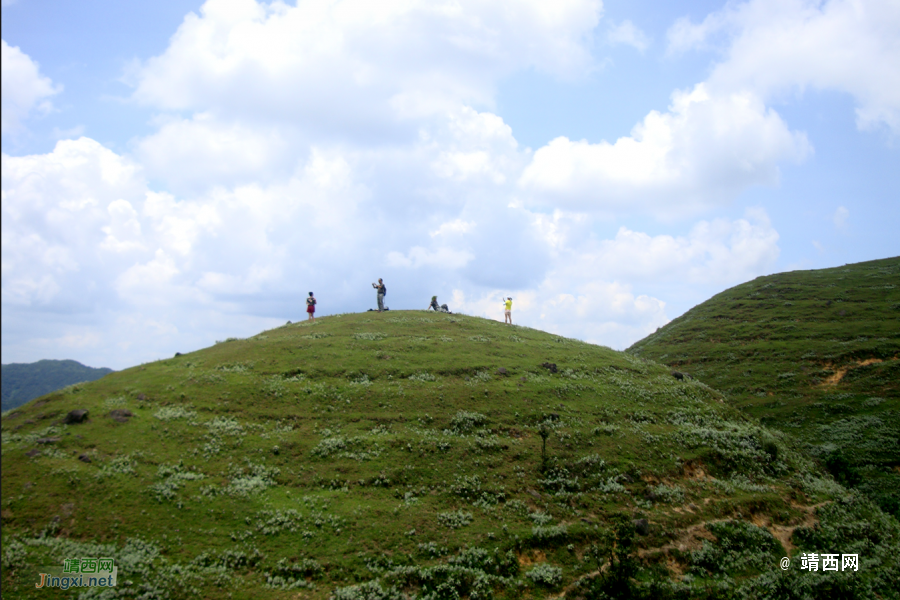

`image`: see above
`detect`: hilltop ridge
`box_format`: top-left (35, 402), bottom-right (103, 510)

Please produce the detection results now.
top-left (629, 256), bottom-right (900, 519)
top-left (2, 311), bottom-right (898, 598)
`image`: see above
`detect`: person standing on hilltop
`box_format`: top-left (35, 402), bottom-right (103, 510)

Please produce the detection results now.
top-left (372, 278), bottom-right (386, 312)
top-left (504, 297), bottom-right (513, 324)
top-left (306, 292), bottom-right (317, 322)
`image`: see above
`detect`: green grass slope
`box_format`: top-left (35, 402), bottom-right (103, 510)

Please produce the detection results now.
top-left (1, 359), bottom-right (114, 412)
top-left (628, 257), bottom-right (900, 520)
top-left (3, 312), bottom-right (898, 599)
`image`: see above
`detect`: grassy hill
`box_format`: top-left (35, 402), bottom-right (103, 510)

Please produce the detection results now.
top-left (2, 312), bottom-right (898, 599)
top-left (628, 257), bottom-right (900, 520)
top-left (1, 360), bottom-right (114, 412)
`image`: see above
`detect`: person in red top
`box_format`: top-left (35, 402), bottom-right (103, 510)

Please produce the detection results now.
top-left (306, 292), bottom-right (317, 321)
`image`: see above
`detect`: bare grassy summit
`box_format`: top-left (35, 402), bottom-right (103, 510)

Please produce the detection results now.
top-left (3, 311), bottom-right (898, 598)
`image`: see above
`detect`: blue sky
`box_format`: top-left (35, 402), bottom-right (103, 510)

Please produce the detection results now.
top-left (2, 0), bottom-right (898, 370)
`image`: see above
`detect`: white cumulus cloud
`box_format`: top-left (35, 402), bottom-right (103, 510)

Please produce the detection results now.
top-left (6, 0), bottom-right (826, 368)
top-left (667, 0), bottom-right (900, 134)
top-left (1, 39), bottom-right (61, 134)
top-left (607, 20), bottom-right (650, 52)
top-left (130, 0), bottom-right (601, 138)
top-left (833, 205), bottom-right (849, 229)
top-left (134, 113), bottom-right (292, 194)
top-left (519, 84), bottom-right (810, 216)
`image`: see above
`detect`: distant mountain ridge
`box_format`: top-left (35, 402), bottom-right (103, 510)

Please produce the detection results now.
top-left (1, 359), bottom-right (113, 412)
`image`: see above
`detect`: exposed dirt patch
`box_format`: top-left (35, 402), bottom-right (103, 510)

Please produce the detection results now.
top-left (750, 513), bottom-right (769, 528)
top-left (665, 554), bottom-right (686, 577)
top-left (517, 549), bottom-right (546, 567)
top-left (819, 357), bottom-right (894, 386)
top-left (637, 501), bottom-right (827, 574)
top-left (638, 519), bottom-right (722, 557)
top-left (769, 502), bottom-right (824, 554)
top-left (822, 366), bottom-right (850, 385)
top-left (682, 460), bottom-right (713, 481)
top-left (858, 358), bottom-right (885, 367)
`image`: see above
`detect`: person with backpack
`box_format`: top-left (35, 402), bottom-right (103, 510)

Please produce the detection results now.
top-left (306, 292), bottom-right (317, 321)
top-left (372, 279), bottom-right (386, 312)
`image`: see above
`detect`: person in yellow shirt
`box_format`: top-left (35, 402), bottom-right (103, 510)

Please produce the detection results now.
top-left (504, 297), bottom-right (512, 324)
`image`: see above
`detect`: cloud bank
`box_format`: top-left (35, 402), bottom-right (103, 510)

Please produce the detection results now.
top-left (8, 0), bottom-right (893, 368)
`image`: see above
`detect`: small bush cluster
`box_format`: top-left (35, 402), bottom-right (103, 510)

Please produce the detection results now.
top-left (417, 542), bottom-right (449, 557)
top-left (1, 538), bottom-right (27, 571)
top-left (95, 453), bottom-right (140, 479)
top-left (531, 524), bottom-right (568, 542)
top-left (467, 370), bottom-right (492, 384)
top-left (529, 511), bottom-right (553, 525)
top-left (352, 332), bottom-right (387, 341)
top-left (262, 376), bottom-right (288, 397)
top-left (525, 563), bottom-right (563, 587)
top-left (149, 461), bottom-right (206, 502)
top-left (311, 435), bottom-right (381, 461)
top-left (154, 405), bottom-right (198, 421)
top-left (104, 395), bottom-right (127, 407)
top-left (216, 362), bottom-right (253, 373)
top-left (473, 436), bottom-right (506, 453)
top-left (193, 547), bottom-right (264, 570)
top-left (203, 461), bottom-right (281, 497)
top-left (266, 557), bottom-right (322, 589)
top-left (350, 374), bottom-right (372, 386)
top-left (647, 483), bottom-right (685, 504)
top-left (332, 581), bottom-right (402, 600)
top-left (448, 411), bottom-right (488, 434)
top-left (205, 416), bottom-right (244, 436)
top-left (437, 510), bottom-right (473, 529)
top-left (408, 372), bottom-right (436, 382)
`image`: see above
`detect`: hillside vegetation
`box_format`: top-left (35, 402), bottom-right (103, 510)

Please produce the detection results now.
top-left (629, 256), bottom-right (900, 520)
top-left (2, 312), bottom-right (898, 599)
top-left (1, 360), bottom-right (114, 412)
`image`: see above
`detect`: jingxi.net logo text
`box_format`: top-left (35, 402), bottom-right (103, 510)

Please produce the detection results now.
top-left (35, 557), bottom-right (117, 590)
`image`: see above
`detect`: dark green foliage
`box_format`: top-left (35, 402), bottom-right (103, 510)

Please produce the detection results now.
top-left (736, 493), bottom-right (900, 600)
top-left (690, 520), bottom-right (784, 576)
top-left (577, 514), bottom-right (640, 599)
top-left (332, 581), bottom-right (405, 600)
top-left (824, 450), bottom-right (862, 488)
top-left (538, 421), bottom-right (552, 468)
top-left (1, 359), bottom-right (113, 411)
